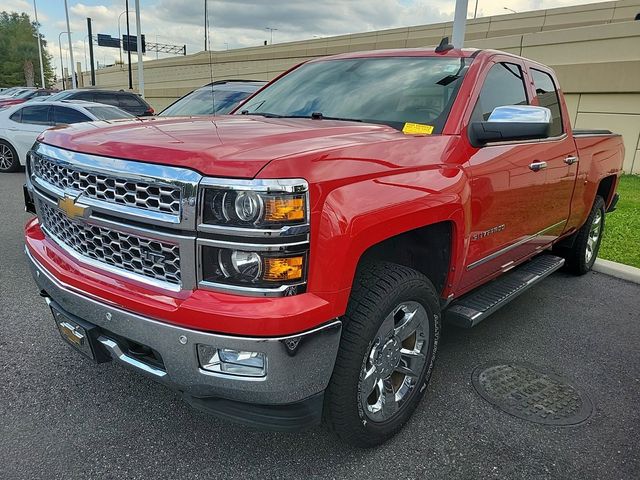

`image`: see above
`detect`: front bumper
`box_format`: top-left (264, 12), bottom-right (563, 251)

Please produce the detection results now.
top-left (27, 247), bottom-right (342, 410)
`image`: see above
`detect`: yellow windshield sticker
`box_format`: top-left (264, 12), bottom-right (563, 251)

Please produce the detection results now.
top-left (402, 123), bottom-right (434, 135)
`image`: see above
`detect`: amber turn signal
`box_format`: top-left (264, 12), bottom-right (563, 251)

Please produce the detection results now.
top-left (263, 256), bottom-right (304, 281)
top-left (264, 196), bottom-right (305, 222)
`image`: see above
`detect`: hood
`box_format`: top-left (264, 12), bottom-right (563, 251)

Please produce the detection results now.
top-left (39, 115), bottom-right (402, 178)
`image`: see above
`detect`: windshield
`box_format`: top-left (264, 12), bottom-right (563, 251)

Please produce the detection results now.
top-left (85, 106), bottom-right (134, 120)
top-left (160, 87), bottom-right (259, 116)
top-left (240, 56), bottom-right (471, 131)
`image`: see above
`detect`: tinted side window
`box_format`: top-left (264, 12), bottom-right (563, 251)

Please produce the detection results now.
top-left (471, 63), bottom-right (528, 121)
top-left (119, 94), bottom-right (144, 108)
top-left (532, 68), bottom-right (563, 137)
top-left (74, 91), bottom-right (95, 101)
top-left (20, 105), bottom-right (51, 125)
top-left (94, 92), bottom-right (120, 106)
top-left (52, 106), bottom-right (91, 125)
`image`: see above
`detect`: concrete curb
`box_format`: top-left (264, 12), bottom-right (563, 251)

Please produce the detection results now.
top-left (593, 258), bottom-right (640, 284)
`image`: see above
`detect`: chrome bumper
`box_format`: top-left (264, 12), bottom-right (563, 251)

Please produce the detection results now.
top-left (26, 248), bottom-right (342, 405)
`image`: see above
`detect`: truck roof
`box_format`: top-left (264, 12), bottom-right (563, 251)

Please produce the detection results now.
top-left (308, 47), bottom-right (540, 67)
top-left (309, 47), bottom-right (481, 62)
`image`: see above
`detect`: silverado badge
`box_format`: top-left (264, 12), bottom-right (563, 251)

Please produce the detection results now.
top-left (58, 195), bottom-right (89, 220)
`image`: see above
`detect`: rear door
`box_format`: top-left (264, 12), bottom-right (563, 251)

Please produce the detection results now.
top-left (460, 56), bottom-right (576, 292)
top-left (527, 65), bottom-right (579, 236)
top-left (51, 106), bottom-right (91, 125)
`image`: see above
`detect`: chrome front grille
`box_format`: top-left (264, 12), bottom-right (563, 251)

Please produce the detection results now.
top-left (39, 202), bottom-right (182, 286)
top-left (32, 154), bottom-right (182, 215)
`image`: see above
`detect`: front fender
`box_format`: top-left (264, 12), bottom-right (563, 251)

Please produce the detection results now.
top-left (308, 166), bottom-right (471, 314)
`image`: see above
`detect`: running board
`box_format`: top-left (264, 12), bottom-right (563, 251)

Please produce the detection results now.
top-left (445, 255), bottom-right (565, 328)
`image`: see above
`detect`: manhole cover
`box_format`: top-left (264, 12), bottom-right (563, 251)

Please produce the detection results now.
top-left (472, 362), bottom-right (592, 425)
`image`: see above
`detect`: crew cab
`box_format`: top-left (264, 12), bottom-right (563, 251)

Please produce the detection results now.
top-left (23, 46), bottom-right (623, 447)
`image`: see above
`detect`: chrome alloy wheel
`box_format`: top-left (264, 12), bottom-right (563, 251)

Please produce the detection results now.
top-left (585, 208), bottom-right (603, 263)
top-left (0, 144), bottom-right (14, 171)
top-left (359, 301), bottom-right (430, 422)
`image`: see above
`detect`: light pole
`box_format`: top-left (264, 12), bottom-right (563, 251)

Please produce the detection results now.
top-left (63, 0), bottom-right (77, 88)
top-left (265, 27), bottom-right (278, 45)
top-left (503, 7), bottom-right (518, 14)
top-left (125, 0), bottom-right (133, 89)
top-left (83, 35), bottom-right (89, 72)
top-left (33, 1), bottom-right (46, 88)
top-left (473, 0), bottom-right (479, 19)
top-left (58, 31), bottom-right (69, 90)
top-left (118, 10), bottom-right (126, 65)
top-left (452, 0), bottom-right (469, 49)
top-left (204, 0), bottom-right (209, 51)
top-left (134, 0), bottom-right (144, 98)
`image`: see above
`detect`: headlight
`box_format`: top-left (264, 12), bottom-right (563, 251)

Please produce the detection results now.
top-left (201, 245), bottom-right (306, 291)
top-left (198, 178), bottom-right (309, 296)
top-left (200, 179), bottom-right (308, 228)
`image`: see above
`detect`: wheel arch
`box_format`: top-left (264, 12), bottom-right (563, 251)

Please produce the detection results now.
top-left (358, 221), bottom-right (454, 296)
top-left (0, 136), bottom-right (22, 170)
top-left (596, 174), bottom-right (618, 210)
top-left (308, 168), bottom-right (469, 316)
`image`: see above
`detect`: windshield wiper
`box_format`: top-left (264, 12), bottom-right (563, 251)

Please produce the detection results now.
top-left (240, 111), bottom-right (285, 118)
top-left (240, 111), bottom-right (364, 123)
top-left (310, 113), bottom-right (363, 123)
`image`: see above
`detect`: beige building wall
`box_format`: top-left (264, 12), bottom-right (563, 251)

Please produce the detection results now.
top-left (74, 0), bottom-right (640, 172)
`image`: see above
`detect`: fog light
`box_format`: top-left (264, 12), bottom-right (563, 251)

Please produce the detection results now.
top-left (197, 344), bottom-right (266, 377)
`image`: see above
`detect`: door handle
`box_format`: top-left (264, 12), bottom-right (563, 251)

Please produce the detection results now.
top-left (564, 156), bottom-right (579, 165)
top-left (529, 161), bottom-right (547, 172)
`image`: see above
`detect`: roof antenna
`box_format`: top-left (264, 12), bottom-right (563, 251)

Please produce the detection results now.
top-left (435, 37), bottom-right (454, 53)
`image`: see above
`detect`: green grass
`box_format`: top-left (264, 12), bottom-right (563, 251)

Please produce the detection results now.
top-left (599, 175), bottom-right (640, 268)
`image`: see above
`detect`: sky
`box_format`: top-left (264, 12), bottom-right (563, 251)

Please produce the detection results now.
top-left (2, 0), bottom-right (609, 79)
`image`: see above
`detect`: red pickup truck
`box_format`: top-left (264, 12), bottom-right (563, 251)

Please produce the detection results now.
top-left (24, 46), bottom-right (623, 447)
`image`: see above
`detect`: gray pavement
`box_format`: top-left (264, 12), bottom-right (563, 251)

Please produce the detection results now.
top-left (1, 171), bottom-right (638, 479)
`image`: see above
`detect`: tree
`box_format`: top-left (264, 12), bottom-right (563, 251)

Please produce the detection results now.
top-left (0, 11), bottom-right (55, 88)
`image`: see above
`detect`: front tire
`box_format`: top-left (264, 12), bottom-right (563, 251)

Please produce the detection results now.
top-left (323, 261), bottom-right (441, 447)
top-left (557, 196), bottom-right (606, 275)
top-left (0, 141), bottom-right (20, 173)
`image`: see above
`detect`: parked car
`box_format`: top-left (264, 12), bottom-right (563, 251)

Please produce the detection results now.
top-left (0, 87), bottom-right (35, 99)
top-left (0, 89), bottom-right (57, 108)
top-left (46, 89), bottom-right (154, 116)
top-left (24, 46), bottom-right (624, 446)
top-left (158, 80), bottom-right (266, 116)
top-left (0, 100), bottom-right (133, 172)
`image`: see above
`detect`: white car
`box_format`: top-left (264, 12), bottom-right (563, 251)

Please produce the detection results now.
top-left (0, 87), bottom-right (35, 99)
top-left (0, 100), bottom-right (134, 173)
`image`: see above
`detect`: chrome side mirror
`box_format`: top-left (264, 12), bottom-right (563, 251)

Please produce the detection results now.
top-left (469, 105), bottom-right (552, 147)
top-left (487, 105), bottom-right (551, 123)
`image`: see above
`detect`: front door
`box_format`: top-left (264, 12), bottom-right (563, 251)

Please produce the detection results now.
top-left (459, 59), bottom-right (576, 292)
top-left (8, 104), bottom-right (51, 162)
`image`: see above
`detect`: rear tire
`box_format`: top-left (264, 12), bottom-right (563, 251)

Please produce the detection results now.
top-left (0, 140), bottom-right (20, 173)
top-left (323, 261), bottom-right (441, 447)
top-left (556, 196), bottom-right (606, 275)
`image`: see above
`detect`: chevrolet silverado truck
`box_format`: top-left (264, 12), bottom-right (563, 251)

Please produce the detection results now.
top-left (24, 46), bottom-right (623, 447)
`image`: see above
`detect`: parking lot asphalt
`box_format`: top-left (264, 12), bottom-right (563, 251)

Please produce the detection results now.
top-left (1, 171), bottom-right (638, 480)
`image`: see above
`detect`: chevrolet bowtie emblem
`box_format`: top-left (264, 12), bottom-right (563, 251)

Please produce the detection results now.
top-left (58, 195), bottom-right (89, 220)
